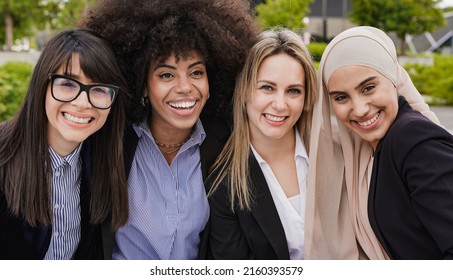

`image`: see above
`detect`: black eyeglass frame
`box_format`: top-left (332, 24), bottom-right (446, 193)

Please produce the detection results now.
top-left (48, 73), bottom-right (119, 110)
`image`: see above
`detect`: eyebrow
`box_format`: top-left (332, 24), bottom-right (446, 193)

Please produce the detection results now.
top-left (355, 76), bottom-right (377, 91)
top-left (154, 61), bottom-right (205, 70)
top-left (257, 80), bottom-right (304, 88)
top-left (328, 76), bottom-right (377, 96)
top-left (62, 72), bottom-right (80, 79)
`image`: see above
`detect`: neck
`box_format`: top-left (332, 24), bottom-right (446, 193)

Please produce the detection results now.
top-left (148, 118), bottom-right (194, 146)
top-left (251, 129), bottom-right (296, 163)
top-left (47, 133), bottom-right (80, 157)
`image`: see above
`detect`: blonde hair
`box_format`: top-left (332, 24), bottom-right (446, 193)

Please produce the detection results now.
top-left (208, 29), bottom-right (317, 211)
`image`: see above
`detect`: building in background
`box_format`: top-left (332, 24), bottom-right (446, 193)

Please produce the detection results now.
top-left (253, 0), bottom-right (453, 54)
top-left (307, 0), bottom-right (354, 42)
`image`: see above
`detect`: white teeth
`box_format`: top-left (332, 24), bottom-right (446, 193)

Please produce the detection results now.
top-left (264, 113), bottom-right (285, 122)
top-left (64, 113), bottom-right (91, 124)
top-left (358, 112), bottom-right (380, 127)
top-left (169, 101), bottom-right (196, 109)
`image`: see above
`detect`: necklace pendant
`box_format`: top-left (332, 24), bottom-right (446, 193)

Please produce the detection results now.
top-left (164, 147), bottom-right (179, 154)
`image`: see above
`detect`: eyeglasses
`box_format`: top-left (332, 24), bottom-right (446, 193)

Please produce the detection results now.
top-left (49, 74), bottom-right (119, 109)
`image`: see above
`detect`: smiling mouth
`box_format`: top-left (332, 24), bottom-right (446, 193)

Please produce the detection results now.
top-left (357, 111), bottom-right (380, 127)
top-left (264, 113), bottom-right (286, 122)
top-left (64, 113), bottom-right (92, 124)
top-left (169, 101), bottom-right (196, 109)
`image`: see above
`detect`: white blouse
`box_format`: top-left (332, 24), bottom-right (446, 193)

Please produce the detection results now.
top-left (251, 131), bottom-right (308, 260)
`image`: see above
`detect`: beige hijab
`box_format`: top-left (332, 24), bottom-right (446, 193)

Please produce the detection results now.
top-left (304, 26), bottom-right (441, 259)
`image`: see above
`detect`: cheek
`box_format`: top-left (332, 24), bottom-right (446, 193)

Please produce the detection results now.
top-left (97, 110), bottom-right (111, 126)
top-left (45, 90), bottom-right (58, 119)
top-left (246, 94), bottom-right (262, 115)
top-left (148, 85), bottom-right (165, 104)
top-left (291, 98), bottom-right (305, 120)
top-left (389, 94), bottom-right (399, 118)
top-left (147, 76), bottom-right (162, 98)
top-left (296, 95), bottom-right (305, 112)
top-left (196, 79), bottom-right (210, 100)
top-left (331, 103), bottom-right (348, 122)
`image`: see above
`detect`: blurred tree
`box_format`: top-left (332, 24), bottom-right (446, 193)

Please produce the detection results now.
top-left (255, 0), bottom-right (313, 31)
top-left (349, 0), bottom-right (445, 55)
top-left (0, 0), bottom-right (95, 51)
top-left (32, 0), bottom-right (96, 33)
top-left (54, 0), bottom-right (95, 28)
top-left (0, 0), bottom-right (39, 51)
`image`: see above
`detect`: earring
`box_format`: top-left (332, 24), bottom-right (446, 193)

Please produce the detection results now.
top-left (141, 96), bottom-right (150, 107)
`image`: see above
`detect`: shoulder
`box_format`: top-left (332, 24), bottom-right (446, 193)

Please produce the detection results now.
top-left (201, 115), bottom-right (231, 143)
top-left (385, 100), bottom-right (451, 148)
top-left (380, 99), bottom-right (453, 163)
top-left (123, 123), bottom-right (140, 153)
top-left (200, 116), bottom-right (231, 164)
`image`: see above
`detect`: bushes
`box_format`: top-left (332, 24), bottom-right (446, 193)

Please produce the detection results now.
top-left (307, 42), bottom-right (327, 62)
top-left (404, 55), bottom-right (453, 105)
top-left (0, 62), bottom-right (33, 122)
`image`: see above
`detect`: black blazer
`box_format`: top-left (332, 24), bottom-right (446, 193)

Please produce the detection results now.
top-left (207, 153), bottom-right (290, 260)
top-left (368, 97), bottom-right (453, 260)
top-left (101, 116), bottom-right (230, 259)
top-left (0, 142), bottom-right (102, 260)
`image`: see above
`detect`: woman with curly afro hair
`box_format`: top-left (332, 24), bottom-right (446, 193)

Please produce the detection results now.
top-left (79, 0), bottom-right (259, 259)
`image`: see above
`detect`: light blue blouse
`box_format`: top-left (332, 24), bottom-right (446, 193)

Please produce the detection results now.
top-left (113, 119), bottom-right (209, 259)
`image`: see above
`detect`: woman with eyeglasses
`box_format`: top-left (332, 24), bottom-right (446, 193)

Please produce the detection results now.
top-left (0, 29), bottom-right (130, 259)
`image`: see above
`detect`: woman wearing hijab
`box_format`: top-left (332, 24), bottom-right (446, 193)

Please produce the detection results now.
top-left (305, 26), bottom-right (452, 260)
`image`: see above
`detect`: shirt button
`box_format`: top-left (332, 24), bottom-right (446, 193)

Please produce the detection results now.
top-left (54, 232), bottom-right (59, 237)
top-left (55, 171), bottom-right (60, 177)
top-left (54, 204), bottom-right (59, 209)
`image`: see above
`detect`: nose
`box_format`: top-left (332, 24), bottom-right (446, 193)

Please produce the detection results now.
top-left (271, 91), bottom-right (287, 111)
top-left (175, 76), bottom-right (192, 94)
top-left (71, 90), bottom-right (92, 108)
top-left (352, 96), bottom-right (369, 117)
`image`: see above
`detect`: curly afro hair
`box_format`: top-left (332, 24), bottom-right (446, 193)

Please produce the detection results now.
top-left (79, 0), bottom-right (260, 123)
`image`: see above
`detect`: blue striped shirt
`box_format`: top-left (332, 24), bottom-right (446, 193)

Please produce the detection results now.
top-left (44, 144), bottom-right (82, 260)
top-left (113, 119), bottom-right (209, 260)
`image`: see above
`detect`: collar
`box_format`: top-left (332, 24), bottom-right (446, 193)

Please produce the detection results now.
top-left (49, 143), bottom-right (83, 172)
top-left (133, 118), bottom-right (206, 147)
top-left (252, 128), bottom-right (308, 164)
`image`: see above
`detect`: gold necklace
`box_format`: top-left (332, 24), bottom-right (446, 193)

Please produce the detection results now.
top-left (154, 136), bottom-right (191, 154)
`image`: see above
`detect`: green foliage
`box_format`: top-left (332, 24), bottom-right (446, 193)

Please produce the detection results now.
top-left (404, 55), bottom-right (453, 105)
top-left (255, 0), bottom-right (313, 31)
top-left (0, 0), bottom-right (41, 42)
top-left (0, 0), bottom-right (95, 48)
top-left (0, 62), bottom-right (32, 121)
top-left (34, 0), bottom-right (96, 29)
top-left (307, 42), bottom-right (327, 62)
top-left (349, 0), bottom-right (445, 54)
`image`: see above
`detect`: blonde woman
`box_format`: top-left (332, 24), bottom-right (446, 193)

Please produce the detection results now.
top-left (207, 29), bottom-right (317, 259)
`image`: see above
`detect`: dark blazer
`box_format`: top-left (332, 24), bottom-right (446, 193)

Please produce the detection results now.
top-left (0, 142), bottom-right (103, 260)
top-left (207, 153), bottom-right (290, 260)
top-left (101, 116), bottom-right (230, 259)
top-left (368, 96), bottom-right (453, 260)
